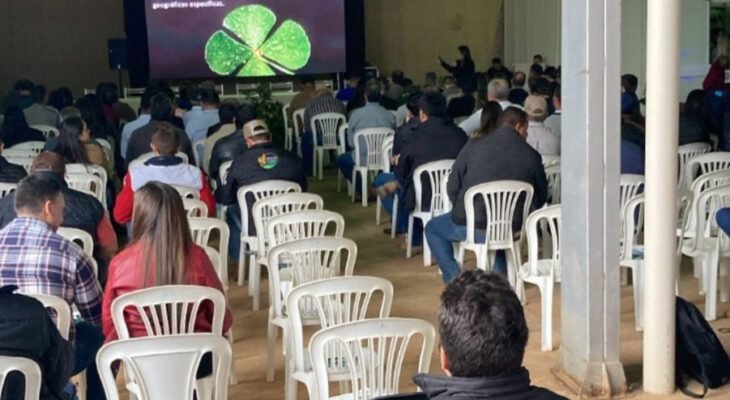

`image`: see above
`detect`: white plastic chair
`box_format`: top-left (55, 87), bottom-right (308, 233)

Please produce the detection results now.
top-left (0, 182), bottom-right (17, 198)
top-left (683, 152), bottom-right (730, 194)
top-left (8, 141), bottom-right (45, 154)
top-left (66, 173), bottom-right (105, 204)
top-left (95, 139), bottom-right (113, 164)
top-left (97, 335), bottom-right (231, 400)
top-left (193, 140), bottom-right (206, 168)
top-left (56, 227), bottom-right (98, 278)
top-left (3, 150), bottom-right (37, 173)
top-left (251, 193), bottom-right (324, 311)
top-left (219, 161), bottom-right (233, 186)
top-left (282, 104), bottom-right (293, 152)
top-left (293, 108), bottom-right (306, 157)
top-left (352, 128), bottom-right (395, 207)
top-left (236, 181), bottom-right (302, 289)
top-left (541, 155), bottom-right (560, 168)
top-left (457, 181), bottom-right (534, 298)
top-left (309, 318), bottom-right (435, 400)
top-left (441, 175), bottom-right (452, 214)
top-left (129, 151), bottom-right (189, 169)
top-left (30, 124), bottom-right (59, 139)
top-left (311, 113), bottom-right (346, 180)
top-left (518, 205), bottom-right (561, 351)
top-left (26, 293), bottom-right (72, 340)
top-left (619, 174), bottom-right (645, 243)
top-left (678, 143), bottom-right (712, 189)
top-left (188, 218), bottom-right (230, 289)
top-left (0, 356), bottom-right (42, 400)
top-left (66, 164), bottom-right (108, 200)
top-left (545, 164), bottom-right (561, 205)
top-left (619, 195), bottom-right (646, 331)
top-left (265, 238), bottom-right (358, 383)
top-left (336, 124), bottom-right (348, 193)
top-left (267, 210), bottom-right (345, 250)
top-left (376, 136), bottom-right (394, 226)
top-left (408, 160), bottom-right (454, 266)
top-left (286, 276), bottom-right (394, 400)
top-left (172, 184), bottom-right (200, 200)
top-left (184, 198), bottom-right (209, 218)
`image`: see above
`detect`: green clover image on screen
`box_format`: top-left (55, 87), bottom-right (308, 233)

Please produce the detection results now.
top-left (205, 4), bottom-right (312, 77)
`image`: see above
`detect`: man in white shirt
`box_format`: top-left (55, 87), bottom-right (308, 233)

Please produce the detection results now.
top-left (184, 87), bottom-right (220, 144)
top-left (120, 90), bottom-right (152, 160)
top-left (524, 95), bottom-right (559, 156)
top-left (458, 78), bottom-right (516, 135)
top-left (544, 84), bottom-right (561, 141)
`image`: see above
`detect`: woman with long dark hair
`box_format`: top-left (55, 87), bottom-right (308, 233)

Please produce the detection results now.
top-left (101, 181), bottom-right (233, 341)
top-left (473, 101), bottom-right (503, 139)
top-left (0, 106), bottom-right (45, 148)
top-left (54, 117), bottom-right (96, 165)
top-left (439, 45), bottom-right (477, 94)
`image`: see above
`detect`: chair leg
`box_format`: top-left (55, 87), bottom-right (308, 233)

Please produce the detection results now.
top-left (361, 172), bottom-right (368, 207)
top-left (720, 258), bottom-right (730, 303)
top-left (318, 150), bottom-right (324, 181)
top-left (705, 249), bottom-right (720, 321)
top-left (237, 244), bottom-right (246, 286)
top-left (376, 197), bottom-right (382, 225)
top-left (540, 281), bottom-right (554, 351)
top-left (391, 196), bottom-right (398, 239)
top-left (253, 261), bottom-right (262, 312)
top-left (266, 319), bottom-right (277, 382)
top-left (228, 332), bottom-right (238, 385)
top-left (633, 264), bottom-right (645, 331)
top-left (351, 170), bottom-right (357, 203)
top-left (284, 366), bottom-right (297, 400)
top-left (248, 253), bottom-right (256, 295)
top-left (406, 215), bottom-right (414, 258)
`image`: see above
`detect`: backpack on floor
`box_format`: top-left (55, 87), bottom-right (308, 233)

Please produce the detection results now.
top-left (675, 297), bottom-right (730, 398)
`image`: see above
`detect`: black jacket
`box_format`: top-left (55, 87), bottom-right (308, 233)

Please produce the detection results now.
top-left (394, 118), bottom-right (420, 156)
top-left (0, 286), bottom-right (74, 400)
top-left (0, 156), bottom-right (27, 183)
top-left (413, 370), bottom-right (567, 400)
top-left (0, 172), bottom-right (104, 238)
top-left (679, 114), bottom-right (710, 146)
top-left (448, 127), bottom-right (547, 229)
top-left (209, 130), bottom-right (246, 182)
top-left (125, 120), bottom-right (194, 166)
top-left (441, 58), bottom-right (477, 94)
top-left (448, 96), bottom-right (476, 119)
top-left (396, 118), bottom-right (467, 212)
top-left (0, 126), bottom-right (46, 149)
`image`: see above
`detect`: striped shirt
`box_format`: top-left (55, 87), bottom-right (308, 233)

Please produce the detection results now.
top-left (303, 94), bottom-right (347, 133)
top-left (0, 217), bottom-right (102, 333)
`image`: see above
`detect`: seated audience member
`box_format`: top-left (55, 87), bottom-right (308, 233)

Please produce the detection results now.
top-left (0, 152), bottom-right (118, 272)
top-left (0, 106), bottom-right (45, 148)
top-left (106, 83), bottom-right (137, 126)
top-left (621, 139), bottom-right (645, 175)
top-left (337, 72), bottom-right (362, 103)
top-left (441, 76), bottom-right (461, 100)
top-left (544, 66), bottom-right (559, 82)
top-left (458, 78), bottom-right (513, 135)
top-left (446, 83), bottom-right (476, 120)
top-left (185, 87), bottom-right (220, 144)
top-left (203, 101), bottom-right (238, 173)
top-left (394, 92), bottom-right (424, 155)
top-left (23, 84), bottom-right (60, 127)
top-left (126, 93), bottom-right (194, 164)
top-left (220, 120), bottom-right (307, 261)
top-left (384, 92), bottom-right (467, 243)
top-left (412, 270), bottom-right (567, 399)
top-left (621, 74), bottom-right (641, 117)
top-left (679, 89), bottom-right (712, 146)
top-left (387, 70), bottom-right (407, 101)
top-left (120, 89), bottom-right (152, 160)
top-left (74, 94), bottom-right (114, 142)
top-left (0, 285), bottom-right (74, 400)
top-left (508, 71), bottom-right (529, 105)
top-left (301, 88), bottom-right (348, 175)
top-left (426, 107), bottom-right (547, 283)
top-left (532, 78), bottom-right (557, 115)
top-left (209, 104), bottom-right (257, 184)
top-left (43, 106), bottom-right (82, 152)
top-left (621, 113), bottom-right (645, 149)
top-left (544, 84), bottom-right (562, 140)
top-left (48, 87), bottom-right (74, 113)
top-left (288, 76), bottom-right (317, 123)
top-left (12, 79), bottom-right (35, 109)
top-left (103, 181), bottom-right (232, 343)
top-left (336, 79), bottom-right (396, 191)
top-left (486, 57), bottom-right (513, 81)
top-left (524, 96), bottom-right (559, 156)
top-left (424, 72), bottom-right (438, 88)
top-left (471, 101), bottom-right (503, 139)
top-left (0, 131), bottom-right (28, 183)
top-left (378, 77), bottom-right (401, 110)
top-left (53, 116), bottom-right (109, 170)
top-left (529, 63), bottom-right (544, 81)
top-left (0, 174), bottom-right (106, 400)
top-left (114, 122), bottom-right (215, 225)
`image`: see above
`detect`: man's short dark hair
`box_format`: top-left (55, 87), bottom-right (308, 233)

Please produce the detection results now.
top-left (535, 78), bottom-right (555, 97)
top-left (406, 91), bottom-right (423, 116)
top-left (544, 66), bottom-right (558, 80)
top-left (530, 64), bottom-right (544, 76)
top-left (492, 57), bottom-right (502, 65)
top-left (500, 106), bottom-right (528, 129)
top-left (513, 71), bottom-right (526, 87)
top-left (150, 93), bottom-right (173, 121)
top-left (300, 76), bottom-right (315, 86)
top-left (199, 87), bottom-right (219, 104)
top-left (14, 174), bottom-right (64, 214)
top-left (533, 54), bottom-right (544, 62)
top-left (151, 122), bottom-right (181, 156)
top-left (14, 79), bottom-right (34, 93)
top-left (140, 88), bottom-right (154, 111)
top-left (365, 79), bottom-right (382, 102)
top-left (553, 84), bottom-right (561, 102)
top-left (622, 74), bottom-right (639, 93)
top-left (418, 92), bottom-right (448, 119)
top-left (31, 85), bottom-right (46, 103)
top-left (439, 270), bottom-right (528, 377)
top-left (218, 102), bottom-right (237, 124)
top-left (235, 104), bottom-right (257, 129)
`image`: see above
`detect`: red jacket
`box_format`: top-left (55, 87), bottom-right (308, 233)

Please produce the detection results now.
top-left (102, 241), bottom-right (233, 342)
top-left (703, 61), bottom-right (730, 92)
top-left (113, 157), bottom-right (217, 224)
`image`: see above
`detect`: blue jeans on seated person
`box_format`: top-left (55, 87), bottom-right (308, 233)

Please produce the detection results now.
top-left (300, 131), bottom-right (322, 176)
top-left (226, 206), bottom-right (243, 263)
top-left (73, 321), bottom-right (106, 400)
top-left (336, 152), bottom-right (363, 193)
top-left (425, 212), bottom-right (506, 283)
top-left (374, 173), bottom-right (423, 247)
top-left (717, 208), bottom-right (730, 235)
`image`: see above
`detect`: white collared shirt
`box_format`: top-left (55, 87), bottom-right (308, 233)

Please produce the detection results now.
top-left (527, 121), bottom-right (559, 156)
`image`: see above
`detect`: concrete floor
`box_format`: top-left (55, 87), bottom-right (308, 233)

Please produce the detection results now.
top-left (171, 171), bottom-right (730, 399)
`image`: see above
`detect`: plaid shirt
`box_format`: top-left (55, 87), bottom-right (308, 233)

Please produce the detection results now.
top-left (0, 217), bottom-right (102, 332)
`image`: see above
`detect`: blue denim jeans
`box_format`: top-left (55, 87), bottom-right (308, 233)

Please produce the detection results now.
top-left (226, 206), bottom-right (243, 262)
top-left (425, 213), bottom-right (506, 283)
top-left (300, 131), bottom-right (321, 176)
top-left (336, 152), bottom-right (363, 193)
top-left (73, 321), bottom-right (105, 400)
top-left (717, 208), bottom-right (730, 236)
top-left (375, 174), bottom-right (423, 247)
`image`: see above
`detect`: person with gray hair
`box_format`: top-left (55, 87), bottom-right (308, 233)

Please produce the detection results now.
top-left (458, 78), bottom-right (517, 135)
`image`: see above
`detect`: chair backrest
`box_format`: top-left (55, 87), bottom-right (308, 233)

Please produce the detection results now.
top-left (441, 175), bottom-right (451, 213)
top-left (111, 285), bottom-right (226, 338)
top-left (694, 184), bottom-right (730, 250)
top-left (619, 174), bottom-right (645, 211)
top-left (66, 163), bottom-right (108, 190)
top-left (685, 169), bottom-right (730, 233)
top-left (0, 183), bottom-right (17, 198)
top-left (678, 143), bottom-right (713, 188)
top-left (56, 227), bottom-right (94, 255)
top-left (621, 194), bottom-right (645, 261)
top-left (684, 152), bottom-right (730, 190)
top-left (292, 108), bottom-right (306, 137)
top-left (3, 155), bottom-right (33, 173)
top-left (413, 160), bottom-right (454, 217)
top-left (287, 276), bottom-right (394, 373)
top-left (25, 293), bottom-right (72, 340)
top-left (311, 113), bottom-right (346, 149)
top-left (66, 172), bottom-right (105, 204)
top-left (354, 128), bottom-right (395, 170)
top-left (8, 141), bottom-right (45, 154)
top-left (545, 164), bottom-right (561, 205)
top-left (267, 237), bottom-right (358, 319)
top-left (267, 209), bottom-right (345, 250)
top-left (521, 205), bottom-right (561, 277)
top-left (129, 152), bottom-right (189, 169)
top-left (542, 155), bottom-right (560, 168)
top-left (0, 356), bottom-right (42, 400)
top-left (193, 140), bottom-right (206, 168)
top-left (29, 124), bottom-right (59, 139)
top-left (187, 217), bottom-right (229, 286)
top-left (183, 198), bottom-right (208, 218)
top-left (464, 180), bottom-right (534, 247)
top-left (338, 124), bottom-right (348, 155)
top-left (172, 184), bottom-right (200, 200)
top-left (96, 138), bottom-right (113, 162)
top-left (236, 180), bottom-right (302, 238)
top-left (219, 160), bottom-right (233, 185)
top-left (252, 192), bottom-right (324, 255)
top-left (282, 103), bottom-right (292, 132)
top-left (97, 334), bottom-right (231, 400)
top-left (310, 318), bottom-right (435, 400)
top-left (381, 136), bottom-right (394, 173)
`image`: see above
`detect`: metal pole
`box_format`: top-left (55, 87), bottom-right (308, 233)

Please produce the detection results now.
top-left (643, 0), bottom-right (680, 394)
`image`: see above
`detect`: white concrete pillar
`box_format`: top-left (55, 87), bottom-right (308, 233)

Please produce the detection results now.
top-left (642, 0), bottom-right (680, 394)
top-left (558, 0), bottom-right (627, 396)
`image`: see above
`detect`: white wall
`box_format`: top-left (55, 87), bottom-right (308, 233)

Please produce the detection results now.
top-left (504, 0), bottom-right (561, 70)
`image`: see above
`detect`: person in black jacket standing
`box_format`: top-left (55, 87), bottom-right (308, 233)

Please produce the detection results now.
top-left (439, 46), bottom-right (476, 94)
top-left (220, 120), bottom-right (307, 262)
top-left (425, 107), bottom-right (548, 283)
